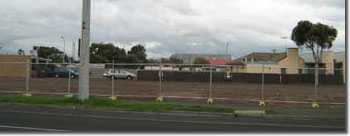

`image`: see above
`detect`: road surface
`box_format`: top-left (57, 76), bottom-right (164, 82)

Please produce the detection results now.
top-left (0, 103), bottom-right (345, 132)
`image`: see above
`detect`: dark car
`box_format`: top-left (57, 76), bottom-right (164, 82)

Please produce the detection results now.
top-left (49, 68), bottom-right (79, 78)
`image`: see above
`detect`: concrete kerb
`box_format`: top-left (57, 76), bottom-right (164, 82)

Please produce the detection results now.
top-left (0, 91), bottom-right (345, 106)
top-left (234, 110), bottom-right (266, 117)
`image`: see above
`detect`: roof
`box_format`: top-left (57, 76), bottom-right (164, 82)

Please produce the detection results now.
top-left (207, 59), bottom-right (228, 66)
top-left (172, 53), bottom-right (231, 61)
top-left (230, 52), bottom-right (287, 64)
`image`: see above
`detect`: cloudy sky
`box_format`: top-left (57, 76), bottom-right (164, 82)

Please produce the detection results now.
top-left (0, 0), bottom-right (345, 59)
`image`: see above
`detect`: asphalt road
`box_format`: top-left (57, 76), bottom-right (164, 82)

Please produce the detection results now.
top-left (0, 103), bottom-right (345, 133)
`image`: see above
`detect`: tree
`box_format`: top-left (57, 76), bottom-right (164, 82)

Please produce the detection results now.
top-left (128, 44), bottom-right (147, 62)
top-left (193, 58), bottom-right (209, 64)
top-left (90, 43), bottom-right (127, 63)
top-left (37, 46), bottom-right (67, 63)
top-left (291, 20), bottom-right (337, 85)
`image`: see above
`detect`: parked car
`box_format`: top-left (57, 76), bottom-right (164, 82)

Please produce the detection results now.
top-left (32, 64), bottom-right (57, 77)
top-left (49, 68), bottom-right (79, 78)
top-left (103, 69), bottom-right (136, 80)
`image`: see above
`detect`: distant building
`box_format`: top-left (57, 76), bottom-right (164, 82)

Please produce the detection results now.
top-left (229, 48), bottom-right (305, 74)
top-left (207, 59), bottom-right (228, 66)
top-left (300, 51), bottom-right (345, 75)
top-left (229, 48), bottom-right (345, 78)
top-left (171, 53), bottom-right (232, 64)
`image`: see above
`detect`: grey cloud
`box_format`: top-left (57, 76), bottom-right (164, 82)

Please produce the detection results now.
top-left (0, 0), bottom-right (345, 59)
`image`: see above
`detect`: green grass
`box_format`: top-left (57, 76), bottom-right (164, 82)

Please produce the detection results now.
top-left (265, 109), bottom-right (283, 115)
top-left (0, 96), bottom-right (235, 113)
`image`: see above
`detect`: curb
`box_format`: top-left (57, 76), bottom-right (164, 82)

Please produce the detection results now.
top-left (234, 110), bottom-right (265, 116)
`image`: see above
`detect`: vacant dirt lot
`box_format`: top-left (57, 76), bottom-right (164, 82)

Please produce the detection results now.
top-left (0, 77), bottom-right (345, 105)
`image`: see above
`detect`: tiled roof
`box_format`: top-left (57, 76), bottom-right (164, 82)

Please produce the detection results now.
top-left (207, 59), bottom-right (228, 65)
top-left (230, 52), bottom-right (287, 64)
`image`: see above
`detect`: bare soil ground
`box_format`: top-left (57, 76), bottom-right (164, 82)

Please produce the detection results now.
top-left (0, 77), bottom-right (345, 105)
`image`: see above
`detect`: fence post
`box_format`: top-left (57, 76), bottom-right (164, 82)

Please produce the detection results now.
top-left (64, 60), bottom-right (73, 98)
top-left (156, 62), bottom-right (163, 102)
top-left (259, 65), bottom-right (266, 106)
top-left (109, 60), bottom-right (117, 101)
top-left (279, 72), bottom-right (282, 84)
top-left (23, 59), bottom-right (32, 97)
top-left (207, 64), bottom-right (214, 104)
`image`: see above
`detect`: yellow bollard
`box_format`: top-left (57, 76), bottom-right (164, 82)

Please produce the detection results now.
top-left (108, 96), bottom-right (118, 101)
top-left (312, 103), bottom-right (320, 108)
top-left (207, 99), bottom-right (214, 104)
top-left (23, 92), bottom-right (32, 98)
top-left (259, 101), bottom-right (266, 106)
top-left (64, 94), bottom-right (74, 98)
top-left (156, 97), bottom-right (163, 103)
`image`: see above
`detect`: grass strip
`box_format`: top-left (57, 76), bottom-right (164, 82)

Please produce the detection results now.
top-left (0, 96), bottom-right (235, 113)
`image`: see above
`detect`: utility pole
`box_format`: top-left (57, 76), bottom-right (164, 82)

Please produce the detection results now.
top-left (225, 42), bottom-right (229, 61)
top-left (281, 36), bottom-right (289, 52)
top-left (79, 0), bottom-right (91, 101)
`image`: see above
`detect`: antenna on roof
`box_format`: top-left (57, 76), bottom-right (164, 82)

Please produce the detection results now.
top-left (281, 36), bottom-right (289, 52)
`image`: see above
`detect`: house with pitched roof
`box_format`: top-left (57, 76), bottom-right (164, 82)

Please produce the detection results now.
top-left (229, 48), bottom-right (305, 74)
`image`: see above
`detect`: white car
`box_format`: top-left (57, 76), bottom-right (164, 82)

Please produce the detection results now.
top-left (103, 69), bottom-right (136, 80)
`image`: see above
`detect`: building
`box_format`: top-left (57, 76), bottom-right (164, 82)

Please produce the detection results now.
top-left (0, 55), bottom-right (31, 78)
top-left (171, 53), bottom-right (232, 64)
top-left (300, 51), bottom-right (345, 75)
top-left (229, 48), bottom-right (305, 74)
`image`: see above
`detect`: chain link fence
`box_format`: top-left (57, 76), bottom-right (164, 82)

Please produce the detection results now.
top-left (0, 61), bottom-right (345, 107)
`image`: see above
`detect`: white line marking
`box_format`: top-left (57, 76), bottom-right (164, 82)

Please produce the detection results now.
top-left (0, 125), bottom-right (68, 131)
top-left (0, 110), bottom-right (344, 129)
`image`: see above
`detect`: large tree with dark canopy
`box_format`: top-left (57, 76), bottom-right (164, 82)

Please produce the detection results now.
top-left (128, 44), bottom-right (147, 62)
top-left (37, 46), bottom-right (68, 63)
top-left (90, 43), bottom-right (127, 63)
top-left (90, 43), bottom-right (148, 63)
top-left (291, 20), bottom-right (337, 85)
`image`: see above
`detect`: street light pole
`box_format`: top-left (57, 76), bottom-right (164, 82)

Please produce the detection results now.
top-left (61, 36), bottom-right (66, 63)
top-left (79, 0), bottom-right (91, 101)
